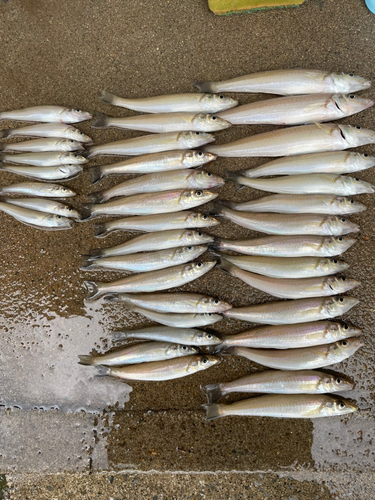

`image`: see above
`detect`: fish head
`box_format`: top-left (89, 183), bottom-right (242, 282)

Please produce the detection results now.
top-left (325, 236), bottom-right (357, 256)
top-left (57, 165), bottom-right (82, 179)
top-left (326, 216), bottom-right (359, 236)
top-left (186, 212), bottom-right (220, 228)
top-left (181, 189), bottom-right (218, 207)
top-left (198, 296), bottom-right (232, 313)
top-left (325, 295), bottom-right (360, 316)
top-left (58, 139), bottom-right (84, 151)
top-left (335, 322), bottom-right (362, 340)
top-left (181, 131), bottom-right (215, 148)
top-left (168, 344), bottom-right (199, 357)
top-left (330, 337), bottom-right (364, 361)
top-left (201, 94), bottom-right (238, 113)
top-left (319, 257), bottom-right (349, 275)
top-left (57, 203), bottom-right (80, 219)
top-left (192, 330), bottom-right (223, 345)
top-left (189, 170), bottom-right (225, 189)
top-left (346, 176), bottom-right (375, 195)
top-left (335, 196), bottom-right (367, 214)
top-left (183, 150), bottom-right (217, 167)
top-left (350, 152), bottom-right (375, 171)
top-left (319, 373), bottom-right (354, 393)
top-left (47, 214), bottom-right (74, 229)
top-left (61, 108), bottom-right (93, 124)
top-left (333, 94), bottom-right (374, 115)
top-left (182, 261), bottom-right (216, 279)
top-left (192, 113), bottom-right (231, 132)
top-left (339, 125), bottom-right (375, 148)
top-left (320, 396), bottom-right (358, 417)
top-left (332, 72), bottom-right (371, 93)
top-left (50, 185), bottom-right (76, 197)
top-left (181, 229), bottom-right (213, 245)
top-left (195, 354), bottom-right (220, 373)
top-left (68, 128), bottom-right (92, 143)
top-left (324, 275), bottom-right (360, 294)
top-left (64, 153), bottom-right (88, 164)
top-left (175, 245), bottom-right (207, 261)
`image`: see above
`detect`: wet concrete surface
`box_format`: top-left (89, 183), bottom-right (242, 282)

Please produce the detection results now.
top-left (1, 0), bottom-right (375, 498)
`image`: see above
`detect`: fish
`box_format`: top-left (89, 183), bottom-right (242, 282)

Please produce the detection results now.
top-left (0, 182), bottom-right (76, 197)
top-left (0, 105), bottom-right (92, 123)
top-left (224, 338), bottom-right (363, 370)
top-left (226, 194), bottom-right (366, 215)
top-left (89, 150), bottom-right (216, 184)
top-left (0, 164), bottom-right (83, 181)
top-left (0, 123), bottom-right (92, 142)
top-left (204, 370), bottom-right (354, 403)
top-left (203, 394), bottom-right (358, 420)
top-left (84, 261), bottom-right (216, 299)
top-left (0, 197), bottom-right (80, 218)
top-left (86, 131), bottom-right (215, 158)
top-left (105, 292), bottom-right (232, 313)
top-left (95, 354), bottom-right (219, 381)
top-left (212, 235), bottom-right (356, 257)
top-left (240, 152), bottom-right (375, 178)
top-left (194, 69), bottom-right (371, 95)
top-left (0, 152), bottom-right (87, 166)
top-left (94, 213), bottom-right (219, 238)
top-left (224, 296), bottom-right (359, 325)
top-left (226, 171), bottom-right (375, 195)
top-left (111, 326), bottom-right (223, 346)
top-left (81, 245), bottom-right (208, 272)
top-left (0, 138), bottom-right (84, 153)
top-left (0, 201), bottom-right (74, 230)
top-left (78, 342), bottom-right (198, 366)
top-left (215, 321), bottom-right (361, 350)
top-left (99, 89), bottom-right (237, 113)
top-left (218, 255), bottom-right (349, 278)
top-left (218, 258), bottom-right (359, 299)
top-left (212, 203), bottom-right (359, 235)
top-left (117, 299), bottom-right (222, 328)
top-left (79, 189), bottom-right (218, 220)
top-left (89, 229), bottom-right (213, 258)
top-left (89, 169), bottom-right (224, 203)
top-left (204, 123), bottom-right (375, 157)
top-left (92, 111), bottom-right (230, 132)
top-left (217, 93), bottom-right (373, 125)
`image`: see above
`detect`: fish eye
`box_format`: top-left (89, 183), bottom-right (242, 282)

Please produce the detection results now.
top-left (343, 324), bottom-right (349, 330)
top-left (341, 277), bottom-right (346, 281)
top-left (196, 190), bottom-right (202, 196)
top-left (333, 259), bottom-right (338, 263)
top-left (212, 116), bottom-right (217, 120)
top-left (349, 73), bottom-right (354, 77)
top-left (208, 313), bottom-right (212, 316)
top-left (198, 231), bottom-right (202, 236)
top-left (207, 172), bottom-right (212, 176)
top-left (187, 246), bottom-right (192, 250)
top-left (197, 263), bottom-right (202, 267)
top-left (67, 207), bottom-right (73, 211)
top-left (339, 401), bottom-right (346, 409)
top-left (341, 218), bottom-right (346, 222)
top-left (350, 199), bottom-right (354, 204)
top-left (195, 132), bottom-right (200, 135)
top-left (202, 357), bottom-right (208, 363)
top-left (342, 340), bottom-right (348, 346)
top-left (203, 215), bottom-right (208, 220)
top-left (349, 94), bottom-right (355, 99)
top-left (182, 345), bottom-right (187, 350)
top-left (356, 126), bottom-right (361, 130)
top-left (79, 131), bottom-right (83, 135)
top-left (198, 151), bottom-right (203, 156)
top-left (73, 155), bottom-right (78, 158)
top-left (336, 378), bottom-right (342, 384)
top-left (338, 237), bottom-right (343, 241)
top-left (355, 178), bottom-right (359, 181)
top-left (207, 334), bottom-right (212, 339)
top-left (339, 297), bottom-right (344, 302)
top-left (70, 140), bottom-right (74, 143)
top-left (219, 95), bottom-right (224, 99)
top-left (57, 215), bottom-right (62, 219)
top-left (214, 299), bottom-right (219, 304)
top-left (76, 109), bottom-right (81, 112)
top-left (364, 153), bottom-right (369, 157)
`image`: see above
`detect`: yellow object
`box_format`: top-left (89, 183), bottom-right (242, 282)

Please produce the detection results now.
top-left (208, 0), bottom-right (305, 15)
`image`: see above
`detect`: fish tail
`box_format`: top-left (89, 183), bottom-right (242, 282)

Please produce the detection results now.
top-left (80, 256), bottom-right (96, 270)
top-left (0, 129), bottom-right (10, 139)
top-left (208, 201), bottom-right (228, 217)
top-left (111, 331), bottom-right (129, 342)
top-left (84, 280), bottom-right (102, 300)
top-left (85, 146), bottom-right (97, 159)
top-left (92, 111), bottom-right (110, 129)
top-left (225, 170), bottom-right (246, 191)
top-left (88, 190), bottom-right (106, 203)
top-left (78, 355), bottom-right (96, 365)
top-left (216, 197), bottom-right (236, 210)
top-left (103, 293), bottom-right (122, 302)
top-left (94, 365), bottom-right (111, 377)
top-left (203, 383), bottom-right (225, 404)
top-left (0, 143), bottom-right (5, 152)
top-left (77, 202), bottom-right (93, 220)
top-left (94, 222), bottom-right (109, 237)
top-left (88, 247), bottom-right (105, 258)
top-left (210, 237), bottom-right (225, 251)
top-left (99, 90), bottom-right (117, 105)
top-left (202, 403), bottom-right (224, 420)
top-left (193, 81), bottom-right (217, 93)
top-left (89, 166), bottom-right (104, 185)
top-left (217, 257), bottom-right (236, 276)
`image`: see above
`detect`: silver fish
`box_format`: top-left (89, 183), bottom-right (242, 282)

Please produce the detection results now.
top-left (225, 338), bottom-right (363, 370)
top-left (0, 182), bottom-right (76, 198)
top-left (204, 123), bottom-right (375, 157)
top-left (94, 211), bottom-right (219, 238)
top-left (95, 354), bottom-right (219, 381)
top-left (217, 93), bottom-right (373, 125)
top-left (81, 245), bottom-right (208, 272)
top-left (0, 123), bottom-right (92, 142)
top-left (89, 150), bottom-right (216, 184)
top-left (92, 111), bottom-right (230, 132)
top-left (89, 229), bottom-right (213, 257)
top-left (99, 89), bottom-right (237, 113)
top-left (0, 105), bottom-right (92, 123)
top-left (204, 394), bottom-right (358, 420)
top-left (0, 164), bottom-right (82, 181)
top-left (204, 370), bottom-right (354, 403)
top-left (224, 296), bottom-right (360, 325)
top-left (84, 261), bottom-right (216, 299)
top-left (241, 152), bottom-right (375, 178)
top-left (0, 201), bottom-right (73, 230)
top-left (89, 169), bottom-right (224, 203)
top-left (0, 152), bottom-right (87, 166)
top-left (80, 190), bottom-right (218, 220)
top-left (0, 197), bottom-right (80, 218)
top-left (111, 326), bottom-right (223, 346)
top-left (227, 194), bottom-right (366, 215)
top-left (86, 131), bottom-right (215, 158)
top-left (105, 292), bottom-right (232, 313)
top-left (227, 171), bottom-right (375, 195)
top-left (0, 138), bottom-right (84, 153)
top-left (195, 69), bottom-right (370, 95)
top-left (79, 342), bottom-right (198, 366)
top-left (213, 235), bottom-right (356, 257)
top-left (213, 203), bottom-right (359, 235)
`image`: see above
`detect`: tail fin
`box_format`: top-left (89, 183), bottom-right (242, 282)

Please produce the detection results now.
top-left (85, 147), bottom-right (96, 159)
top-left (88, 190), bottom-right (106, 203)
top-left (225, 170), bottom-right (246, 191)
top-left (208, 201), bottom-right (228, 217)
top-left (203, 383), bottom-right (225, 404)
top-left (217, 257), bottom-right (237, 276)
top-left (99, 90), bottom-right (117, 105)
top-left (193, 81), bottom-right (217, 93)
top-left (202, 403), bottom-right (223, 420)
top-left (77, 203), bottom-right (93, 220)
top-left (88, 247), bottom-right (105, 258)
top-left (89, 166), bottom-right (104, 185)
top-left (92, 111), bottom-right (110, 129)
top-left (210, 237), bottom-right (225, 251)
top-left (80, 256), bottom-right (96, 270)
top-left (111, 331), bottom-right (130, 342)
top-left (0, 143), bottom-right (5, 152)
top-left (78, 355), bottom-right (96, 365)
top-left (0, 129), bottom-right (10, 139)
top-left (103, 294), bottom-right (122, 302)
top-left (84, 281), bottom-right (103, 300)
top-left (94, 365), bottom-right (111, 377)
top-left (94, 222), bottom-right (109, 238)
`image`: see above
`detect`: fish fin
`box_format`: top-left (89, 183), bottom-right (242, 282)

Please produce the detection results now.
top-left (313, 122), bottom-right (333, 134)
top-left (92, 111), bottom-right (110, 129)
top-left (118, 299), bottom-right (141, 313)
top-left (99, 90), bottom-right (117, 105)
top-left (0, 143), bottom-right (5, 152)
top-left (85, 147), bottom-right (96, 159)
top-left (77, 203), bottom-right (93, 220)
top-left (193, 81), bottom-right (216, 93)
top-left (80, 256), bottom-right (95, 270)
top-left (89, 166), bottom-right (104, 185)
top-left (0, 129), bottom-right (10, 139)
top-left (88, 190), bottom-right (106, 203)
top-left (212, 342), bottom-right (227, 354)
top-left (216, 256), bottom-right (236, 276)
top-left (214, 197), bottom-right (235, 209)
top-left (111, 331), bottom-right (129, 342)
top-left (84, 281), bottom-right (102, 300)
top-left (209, 236), bottom-right (224, 251)
top-left (94, 365), bottom-right (111, 377)
top-left (225, 170), bottom-right (246, 191)
top-left (208, 201), bottom-right (227, 217)
top-left (202, 403), bottom-right (223, 420)
top-left (208, 248), bottom-right (221, 259)
top-left (94, 222), bottom-right (109, 237)
top-left (88, 247), bottom-right (105, 258)
top-left (203, 383), bottom-right (224, 404)
top-left (103, 293), bottom-right (121, 302)
top-left (78, 355), bottom-right (96, 365)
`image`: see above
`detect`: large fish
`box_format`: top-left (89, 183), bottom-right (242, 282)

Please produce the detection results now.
top-left (0, 138), bottom-right (84, 153)
top-left (0, 201), bottom-right (73, 230)
top-left (0, 123), bottom-right (92, 142)
top-left (0, 152), bottom-right (87, 166)
top-left (0, 182), bottom-right (75, 197)
top-left (0, 105), bottom-right (92, 123)
top-left (0, 164), bottom-right (82, 181)
top-left (0, 197), bottom-right (80, 218)
top-left (111, 326), bottom-right (223, 346)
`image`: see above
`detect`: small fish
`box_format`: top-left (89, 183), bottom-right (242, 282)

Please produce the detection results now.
top-left (0, 201), bottom-right (73, 230)
top-left (0, 164), bottom-right (82, 181)
top-left (105, 292), bottom-right (232, 313)
top-left (227, 195), bottom-right (366, 215)
top-left (0, 105), bottom-right (92, 123)
top-left (241, 152), bottom-right (375, 178)
top-left (204, 370), bottom-right (354, 403)
top-left (84, 261), bottom-right (216, 299)
top-left (94, 211), bottom-right (219, 238)
top-left (92, 111), bottom-right (230, 132)
top-left (95, 354), bottom-right (219, 381)
top-left (212, 203), bottom-right (359, 235)
top-left (212, 235), bottom-right (356, 257)
top-left (79, 190), bottom-right (218, 220)
top-left (194, 69), bottom-right (370, 95)
top-left (0, 152), bottom-right (87, 166)
top-left (81, 245), bottom-right (208, 272)
top-left (86, 131), bottom-right (215, 158)
top-left (203, 394), bottom-right (358, 420)
top-left (89, 169), bottom-right (224, 203)
top-left (89, 150), bottom-right (216, 184)
top-left (78, 342), bottom-right (198, 366)
top-left (225, 338), bottom-right (363, 370)
top-left (89, 229), bottom-right (213, 257)
top-left (111, 326), bottom-right (223, 346)
top-left (0, 182), bottom-right (76, 197)
top-left (224, 296), bottom-right (359, 325)
top-left (227, 171), bottom-right (375, 195)
top-left (0, 123), bottom-right (92, 142)
top-left (0, 197), bottom-right (80, 218)
top-left (0, 138), bottom-right (84, 153)
top-left (99, 89), bottom-right (237, 113)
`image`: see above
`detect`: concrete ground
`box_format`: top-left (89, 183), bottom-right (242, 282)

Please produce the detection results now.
top-left (0, 0), bottom-right (375, 498)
